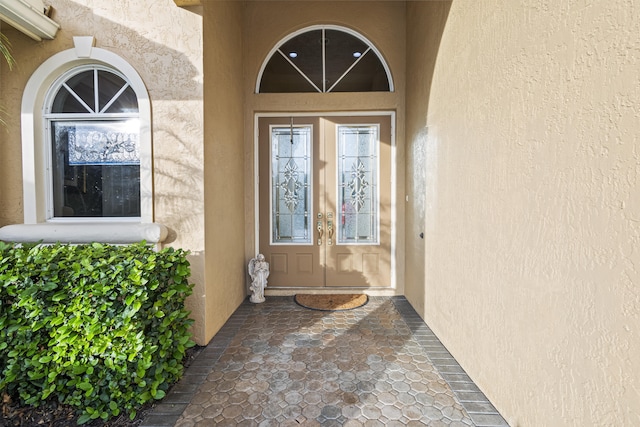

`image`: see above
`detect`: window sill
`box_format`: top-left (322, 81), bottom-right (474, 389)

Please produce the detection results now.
top-left (0, 222), bottom-right (168, 244)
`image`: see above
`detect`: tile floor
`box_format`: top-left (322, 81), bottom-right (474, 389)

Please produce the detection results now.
top-left (140, 297), bottom-right (508, 427)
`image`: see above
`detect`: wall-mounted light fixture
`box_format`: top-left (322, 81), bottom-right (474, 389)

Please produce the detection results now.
top-left (0, 0), bottom-right (60, 41)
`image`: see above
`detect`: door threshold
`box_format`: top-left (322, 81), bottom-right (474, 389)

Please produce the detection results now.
top-left (264, 287), bottom-right (399, 297)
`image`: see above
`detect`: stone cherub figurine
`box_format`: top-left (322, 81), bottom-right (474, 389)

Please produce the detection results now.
top-left (248, 254), bottom-right (269, 303)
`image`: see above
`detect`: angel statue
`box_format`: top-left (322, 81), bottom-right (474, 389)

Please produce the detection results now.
top-left (248, 254), bottom-right (269, 303)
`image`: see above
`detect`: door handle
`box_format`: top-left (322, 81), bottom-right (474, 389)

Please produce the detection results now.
top-left (327, 220), bottom-right (333, 245)
top-left (316, 220), bottom-right (324, 246)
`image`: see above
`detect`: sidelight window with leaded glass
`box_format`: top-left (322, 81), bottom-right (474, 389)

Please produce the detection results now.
top-left (337, 125), bottom-right (379, 244)
top-left (271, 125), bottom-right (313, 244)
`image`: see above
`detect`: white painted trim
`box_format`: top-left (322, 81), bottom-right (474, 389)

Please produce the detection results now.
top-left (254, 117), bottom-right (260, 256)
top-left (254, 111), bottom-right (397, 289)
top-left (255, 25), bottom-right (394, 93)
top-left (0, 223), bottom-right (168, 244)
top-left (20, 39), bottom-right (154, 226)
top-left (390, 112), bottom-right (396, 289)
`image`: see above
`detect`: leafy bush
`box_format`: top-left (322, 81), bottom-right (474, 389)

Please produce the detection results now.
top-left (0, 242), bottom-right (194, 424)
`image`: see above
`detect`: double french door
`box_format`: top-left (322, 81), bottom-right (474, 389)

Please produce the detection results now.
top-left (258, 115), bottom-right (392, 288)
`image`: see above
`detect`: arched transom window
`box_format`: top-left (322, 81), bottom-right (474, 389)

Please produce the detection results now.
top-left (45, 65), bottom-right (141, 218)
top-left (258, 26), bottom-right (393, 93)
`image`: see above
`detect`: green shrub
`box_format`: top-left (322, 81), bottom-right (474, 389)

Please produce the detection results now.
top-left (0, 241), bottom-right (194, 424)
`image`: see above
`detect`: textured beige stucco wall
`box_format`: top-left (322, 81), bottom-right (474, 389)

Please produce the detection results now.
top-left (242, 1), bottom-right (407, 293)
top-left (0, 23), bottom-right (42, 228)
top-left (425, 0), bottom-right (640, 425)
top-left (404, 0), bottom-right (451, 316)
top-left (0, 1), bottom-right (208, 343)
top-left (202, 0), bottom-right (247, 342)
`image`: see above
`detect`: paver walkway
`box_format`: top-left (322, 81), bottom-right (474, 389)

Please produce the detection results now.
top-left (140, 297), bottom-right (508, 426)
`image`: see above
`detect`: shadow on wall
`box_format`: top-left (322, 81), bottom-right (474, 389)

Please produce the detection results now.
top-left (184, 250), bottom-right (206, 343)
top-left (0, 1), bottom-right (205, 229)
top-left (154, 125), bottom-right (204, 245)
top-left (50, 2), bottom-right (206, 242)
top-left (47, 0), bottom-right (203, 101)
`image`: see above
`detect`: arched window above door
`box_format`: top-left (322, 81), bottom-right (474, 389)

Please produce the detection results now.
top-left (257, 26), bottom-right (393, 93)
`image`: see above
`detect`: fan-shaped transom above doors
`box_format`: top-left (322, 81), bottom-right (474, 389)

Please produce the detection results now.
top-left (257, 26), bottom-right (393, 93)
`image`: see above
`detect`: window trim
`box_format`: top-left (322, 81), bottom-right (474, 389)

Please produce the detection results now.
top-left (44, 65), bottom-right (142, 220)
top-left (255, 25), bottom-right (394, 94)
top-left (20, 37), bottom-right (153, 225)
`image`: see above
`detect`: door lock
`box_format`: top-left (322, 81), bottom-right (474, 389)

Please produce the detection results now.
top-left (316, 219), bottom-right (324, 246)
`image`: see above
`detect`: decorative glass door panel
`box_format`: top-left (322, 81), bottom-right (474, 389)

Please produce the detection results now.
top-left (337, 125), bottom-right (379, 244)
top-left (258, 115), bottom-right (392, 288)
top-left (271, 126), bottom-right (312, 244)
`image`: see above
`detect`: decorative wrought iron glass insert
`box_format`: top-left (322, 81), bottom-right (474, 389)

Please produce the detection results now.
top-left (271, 125), bottom-right (312, 244)
top-left (60, 121), bottom-right (140, 166)
top-left (337, 125), bottom-right (379, 244)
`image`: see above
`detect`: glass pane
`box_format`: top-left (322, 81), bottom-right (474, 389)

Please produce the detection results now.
top-left (51, 86), bottom-right (89, 114)
top-left (98, 71), bottom-right (138, 113)
top-left (330, 51), bottom-right (390, 92)
top-left (337, 125), bottom-right (378, 244)
top-left (51, 121), bottom-right (141, 217)
top-left (260, 53), bottom-right (318, 93)
top-left (104, 85), bottom-right (138, 113)
top-left (52, 70), bottom-right (95, 113)
top-left (280, 30), bottom-right (323, 90)
top-left (271, 125), bottom-right (312, 244)
top-left (324, 30), bottom-right (368, 89)
top-left (66, 121), bottom-right (140, 165)
top-left (52, 69), bottom-right (140, 113)
top-left (259, 28), bottom-right (391, 93)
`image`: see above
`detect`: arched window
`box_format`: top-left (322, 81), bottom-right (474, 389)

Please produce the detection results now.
top-left (45, 65), bottom-right (141, 218)
top-left (257, 26), bottom-right (393, 93)
top-left (0, 37), bottom-right (166, 244)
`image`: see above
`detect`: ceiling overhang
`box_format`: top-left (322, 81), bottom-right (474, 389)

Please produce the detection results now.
top-left (0, 0), bottom-right (59, 41)
top-left (174, 0), bottom-right (202, 7)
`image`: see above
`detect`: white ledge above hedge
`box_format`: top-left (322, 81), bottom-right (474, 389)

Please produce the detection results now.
top-left (0, 223), bottom-right (168, 244)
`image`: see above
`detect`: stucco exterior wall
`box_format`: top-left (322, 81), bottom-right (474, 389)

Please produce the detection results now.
top-left (404, 0), bottom-right (451, 316)
top-left (424, 1), bottom-right (640, 425)
top-left (0, 1), bottom-right (208, 343)
top-left (0, 23), bottom-right (46, 228)
top-left (201, 0), bottom-right (247, 343)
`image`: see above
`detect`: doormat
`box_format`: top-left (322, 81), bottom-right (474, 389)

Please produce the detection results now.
top-left (294, 294), bottom-right (369, 311)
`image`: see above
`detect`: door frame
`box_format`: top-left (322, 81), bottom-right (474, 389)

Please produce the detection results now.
top-left (254, 111), bottom-right (397, 289)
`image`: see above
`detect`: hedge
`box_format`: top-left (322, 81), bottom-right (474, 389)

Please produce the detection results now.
top-left (0, 241), bottom-right (194, 424)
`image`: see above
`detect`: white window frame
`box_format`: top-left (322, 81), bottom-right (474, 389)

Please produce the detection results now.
top-left (255, 25), bottom-right (395, 94)
top-left (2, 36), bottom-right (166, 244)
top-left (22, 37), bottom-right (152, 224)
top-left (43, 64), bottom-right (142, 221)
